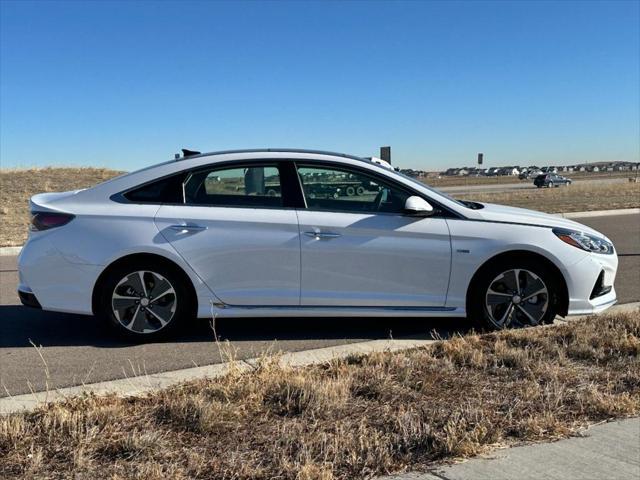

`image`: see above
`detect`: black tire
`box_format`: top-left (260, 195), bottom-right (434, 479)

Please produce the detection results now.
top-left (548, 182), bottom-right (554, 188)
top-left (467, 258), bottom-right (559, 331)
top-left (96, 259), bottom-right (194, 340)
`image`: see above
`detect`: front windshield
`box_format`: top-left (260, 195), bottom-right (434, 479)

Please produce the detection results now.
top-left (394, 170), bottom-right (471, 208)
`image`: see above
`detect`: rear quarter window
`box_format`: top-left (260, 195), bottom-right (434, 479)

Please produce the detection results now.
top-left (123, 174), bottom-right (185, 203)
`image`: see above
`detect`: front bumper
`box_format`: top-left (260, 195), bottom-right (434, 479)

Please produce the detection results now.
top-left (566, 252), bottom-right (618, 315)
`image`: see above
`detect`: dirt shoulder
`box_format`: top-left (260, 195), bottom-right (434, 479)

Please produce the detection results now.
top-left (0, 168), bottom-right (122, 246)
top-left (454, 182), bottom-right (640, 213)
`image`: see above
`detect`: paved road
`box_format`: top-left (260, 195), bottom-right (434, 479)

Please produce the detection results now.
top-left (439, 176), bottom-right (628, 194)
top-left (1, 214), bottom-right (638, 397)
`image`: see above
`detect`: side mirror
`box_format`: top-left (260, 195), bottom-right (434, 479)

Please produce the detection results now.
top-left (404, 196), bottom-right (434, 216)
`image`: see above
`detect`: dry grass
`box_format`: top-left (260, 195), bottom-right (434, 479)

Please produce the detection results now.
top-left (0, 167), bottom-right (122, 246)
top-left (1, 311), bottom-right (638, 479)
top-left (426, 171), bottom-right (633, 187)
top-left (0, 167), bottom-right (638, 246)
top-left (454, 182), bottom-right (640, 213)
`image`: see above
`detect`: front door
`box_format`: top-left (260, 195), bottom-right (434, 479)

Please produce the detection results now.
top-left (296, 164), bottom-right (452, 307)
top-left (155, 163), bottom-right (300, 306)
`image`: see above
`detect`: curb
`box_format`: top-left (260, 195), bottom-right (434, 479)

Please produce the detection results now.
top-left (1, 209), bottom-right (636, 257)
top-left (0, 338), bottom-right (436, 415)
top-left (1, 302), bottom-right (638, 415)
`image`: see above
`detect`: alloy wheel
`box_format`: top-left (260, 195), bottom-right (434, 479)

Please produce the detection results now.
top-left (484, 269), bottom-right (549, 328)
top-left (111, 270), bottom-right (177, 334)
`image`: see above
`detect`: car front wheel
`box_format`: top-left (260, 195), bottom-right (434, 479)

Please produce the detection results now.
top-left (97, 261), bottom-right (193, 339)
top-left (468, 260), bottom-right (559, 330)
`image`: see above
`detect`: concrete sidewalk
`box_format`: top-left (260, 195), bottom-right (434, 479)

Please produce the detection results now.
top-left (384, 417), bottom-right (640, 480)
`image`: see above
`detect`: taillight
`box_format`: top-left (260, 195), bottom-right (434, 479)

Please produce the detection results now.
top-left (30, 212), bottom-right (75, 231)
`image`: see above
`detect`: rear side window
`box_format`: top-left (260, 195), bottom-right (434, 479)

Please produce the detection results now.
top-left (124, 174), bottom-right (184, 203)
top-left (184, 165), bottom-right (283, 208)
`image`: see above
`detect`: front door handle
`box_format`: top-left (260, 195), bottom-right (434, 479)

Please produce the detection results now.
top-left (170, 224), bottom-right (207, 232)
top-left (304, 231), bottom-right (341, 239)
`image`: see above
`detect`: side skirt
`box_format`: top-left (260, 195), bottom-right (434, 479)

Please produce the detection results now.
top-left (199, 304), bottom-right (466, 319)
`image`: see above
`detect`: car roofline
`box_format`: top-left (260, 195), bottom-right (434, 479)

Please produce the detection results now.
top-left (176, 148), bottom-right (368, 163)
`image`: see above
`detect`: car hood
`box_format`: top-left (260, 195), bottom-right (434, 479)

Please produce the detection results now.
top-left (473, 202), bottom-right (607, 238)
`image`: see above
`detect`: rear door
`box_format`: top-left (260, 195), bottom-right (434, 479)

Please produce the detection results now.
top-left (154, 161), bottom-right (301, 306)
top-left (294, 163), bottom-right (452, 307)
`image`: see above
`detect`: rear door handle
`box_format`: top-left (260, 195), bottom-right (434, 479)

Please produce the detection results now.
top-left (170, 224), bottom-right (207, 232)
top-left (304, 231), bottom-right (341, 239)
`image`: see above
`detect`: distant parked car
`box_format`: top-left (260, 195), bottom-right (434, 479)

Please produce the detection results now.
top-left (534, 173), bottom-right (572, 188)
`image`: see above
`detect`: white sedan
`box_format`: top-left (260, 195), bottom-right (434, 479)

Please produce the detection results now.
top-left (18, 149), bottom-right (618, 339)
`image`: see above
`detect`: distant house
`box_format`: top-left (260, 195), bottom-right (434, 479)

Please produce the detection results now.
top-left (487, 167), bottom-right (501, 176)
top-left (613, 164), bottom-right (628, 172)
top-left (588, 165), bottom-right (600, 172)
top-left (575, 165), bottom-right (587, 172)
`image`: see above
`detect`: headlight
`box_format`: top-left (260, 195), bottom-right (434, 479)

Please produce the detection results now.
top-left (553, 228), bottom-right (614, 254)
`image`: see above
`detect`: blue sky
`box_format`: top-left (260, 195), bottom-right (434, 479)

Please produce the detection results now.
top-left (1, 0), bottom-right (638, 171)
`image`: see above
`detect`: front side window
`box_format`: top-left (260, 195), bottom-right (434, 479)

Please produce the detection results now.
top-left (184, 165), bottom-right (282, 207)
top-left (297, 165), bottom-right (410, 213)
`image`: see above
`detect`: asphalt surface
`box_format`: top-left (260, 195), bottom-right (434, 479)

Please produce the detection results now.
top-left (1, 213), bottom-right (638, 397)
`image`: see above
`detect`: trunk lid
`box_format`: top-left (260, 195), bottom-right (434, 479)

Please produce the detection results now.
top-left (30, 190), bottom-right (84, 213)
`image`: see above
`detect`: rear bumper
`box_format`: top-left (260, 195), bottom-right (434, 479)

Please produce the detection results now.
top-left (18, 235), bottom-right (101, 315)
top-left (17, 285), bottom-right (42, 309)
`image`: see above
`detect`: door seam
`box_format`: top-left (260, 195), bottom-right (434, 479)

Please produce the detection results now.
top-left (294, 208), bottom-right (303, 306)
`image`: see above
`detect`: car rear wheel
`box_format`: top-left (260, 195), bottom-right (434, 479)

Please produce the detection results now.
top-left (97, 261), bottom-right (193, 339)
top-left (468, 259), bottom-right (559, 330)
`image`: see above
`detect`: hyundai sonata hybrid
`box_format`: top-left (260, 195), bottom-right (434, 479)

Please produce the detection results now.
top-left (18, 149), bottom-right (618, 339)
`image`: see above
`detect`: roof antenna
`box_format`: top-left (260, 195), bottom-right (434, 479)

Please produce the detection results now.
top-left (181, 148), bottom-right (201, 158)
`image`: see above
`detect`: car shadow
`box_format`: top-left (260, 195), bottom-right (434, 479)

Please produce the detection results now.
top-left (0, 305), bottom-right (473, 348)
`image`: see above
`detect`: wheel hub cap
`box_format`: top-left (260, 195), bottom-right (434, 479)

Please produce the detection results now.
top-left (111, 270), bottom-right (177, 334)
top-left (485, 268), bottom-right (549, 328)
